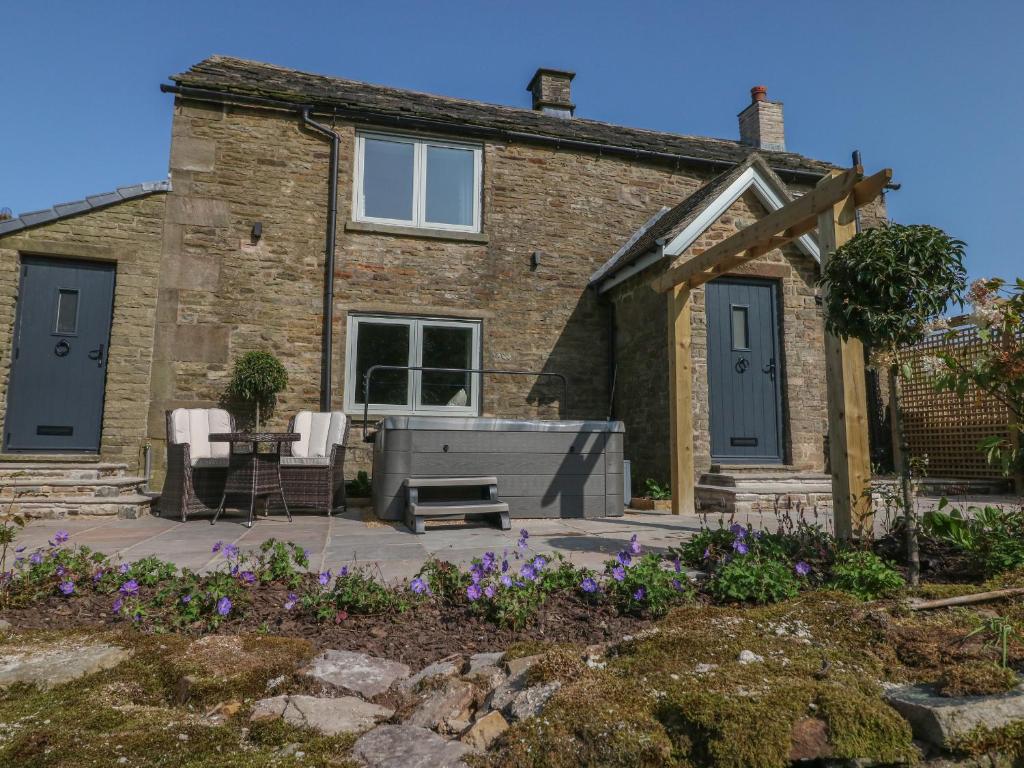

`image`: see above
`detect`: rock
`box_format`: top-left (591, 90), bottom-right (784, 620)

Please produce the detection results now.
top-left (251, 694), bottom-right (393, 736)
top-left (505, 654), bottom-right (542, 678)
top-left (694, 663), bottom-right (718, 674)
top-left (265, 675), bottom-right (286, 692)
top-left (303, 650), bottom-right (411, 699)
top-left (352, 724), bottom-right (471, 768)
top-left (406, 679), bottom-right (476, 731)
top-left (485, 670), bottom-right (529, 713)
top-left (0, 642), bottom-right (130, 689)
top-left (507, 681), bottom-right (561, 721)
top-left (737, 650), bottom-right (764, 665)
top-left (788, 717), bottom-right (833, 761)
top-left (465, 652), bottom-right (503, 676)
top-left (461, 710), bottom-right (509, 752)
top-left (400, 657), bottom-right (462, 693)
top-left (0, 619), bottom-right (11, 633)
top-left (885, 683), bottom-right (1024, 750)
top-left (174, 674), bottom-right (197, 704)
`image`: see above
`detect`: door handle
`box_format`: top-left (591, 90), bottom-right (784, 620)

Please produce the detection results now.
top-left (87, 343), bottom-right (105, 367)
top-left (734, 357), bottom-right (749, 373)
top-left (762, 358), bottom-right (776, 381)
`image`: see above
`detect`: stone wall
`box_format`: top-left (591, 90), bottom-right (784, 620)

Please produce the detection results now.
top-left (150, 98), bottom-right (713, 486)
top-left (0, 193), bottom-right (166, 472)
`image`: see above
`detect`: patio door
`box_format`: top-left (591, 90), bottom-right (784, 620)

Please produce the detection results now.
top-left (4, 256), bottom-right (115, 452)
top-left (706, 277), bottom-right (783, 463)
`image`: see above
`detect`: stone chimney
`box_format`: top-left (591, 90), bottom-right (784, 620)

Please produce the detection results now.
top-left (738, 85), bottom-right (785, 151)
top-left (527, 68), bottom-right (575, 118)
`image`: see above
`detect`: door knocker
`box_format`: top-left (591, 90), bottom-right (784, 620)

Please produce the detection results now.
top-left (735, 357), bottom-right (749, 373)
top-left (54, 339), bottom-right (71, 357)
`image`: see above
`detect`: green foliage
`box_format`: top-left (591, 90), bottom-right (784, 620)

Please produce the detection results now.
top-left (820, 223), bottom-right (967, 352)
top-left (252, 539), bottom-right (309, 587)
top-left (226, 350), bottom-right (288, 428)
top-left (300, 567), bottom-right (410, 621)
top-left (346, 470), bottom-right (372, 497)
top-left (415, 557), bottom-right (469, 604)
top-left (923, 501), bottom-right (1024, 576)
top-left (966, 615), bottom-right (1020, 669)
top-left (706, 557), bottom-right (799, 605)
top-left (643, 478), bottom-right (672, 500)
top-left (826, 550), bottom-right (903, 601)
top-left (600, 553), bottom-right (692, 618)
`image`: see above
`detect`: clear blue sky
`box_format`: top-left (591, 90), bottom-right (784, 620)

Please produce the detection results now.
top-left (1, 0), bottom-right (1020, 282)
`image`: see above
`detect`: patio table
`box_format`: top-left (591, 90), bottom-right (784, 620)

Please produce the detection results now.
top-left (209, 432), bottom-right (299, 528)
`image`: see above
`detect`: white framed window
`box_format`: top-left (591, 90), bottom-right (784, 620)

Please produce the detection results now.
top-left (353, 132), bottom-right (482, 233)
top-left (344, 314), bottom-right (482, 416)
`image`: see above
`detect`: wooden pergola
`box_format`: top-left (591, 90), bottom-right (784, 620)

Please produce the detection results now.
top-left (650, 164), bottom-right (893, 539)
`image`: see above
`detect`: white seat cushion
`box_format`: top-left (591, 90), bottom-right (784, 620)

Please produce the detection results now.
top-left (280, 456), bottom-right (331, 467)
top-left (170, 408), bottom-right (231, 461)
top-left (291, 411), bottom-right (346, 458)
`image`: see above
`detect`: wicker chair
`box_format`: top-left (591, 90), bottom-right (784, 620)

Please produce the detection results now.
top-left (159, 408), bottom-right (234, 522)
top-left (272, 411), bottom-right (349, 515)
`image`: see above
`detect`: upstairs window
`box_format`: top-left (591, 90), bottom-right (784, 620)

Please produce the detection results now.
top-left (354, 132), bottom-right (482, 232)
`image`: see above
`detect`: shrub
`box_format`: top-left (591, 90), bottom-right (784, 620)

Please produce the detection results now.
top-left (706, 556), bottom-right (800, 604)
top-left (226, 350), bottom-right (288, 430)
top-left (923, 502), bottom-right (1024, 577)
top-left (827, 550), bottom-right (903, 601)
top-left (299, 566), bottom-right (409, 621)
top-left (599, 551), bottom-right (692, 618)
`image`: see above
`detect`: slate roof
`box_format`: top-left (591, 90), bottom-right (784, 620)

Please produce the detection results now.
top-left (0, 181), bottom-right (171, 237)
top-left (589, 153), bottom-right (803, 287)
top-left (171, 56), bottom-right (834, 178)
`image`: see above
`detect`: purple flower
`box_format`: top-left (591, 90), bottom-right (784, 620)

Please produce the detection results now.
top-left (581, 577), bottom-right (599, 593)
top-left (216, 596), bottom-right (232, 616)
top-left (339, 566), bottom-right (349, 577)
top-left (410, 577), bottom-right (430, 595)
top-left (15, 546), bottom-right (25, 553)
top-left (732, 540), bottom-right (749, 555)
top-left (112, 597), bottom-right (123, 614)
top-left (318, 570), bottom-right (332, 587)
top-left (729, 524), bottom-right (747, 538)
top-left (241, 571), bottom-right (256, 584)
top-left (222, 544), bottom-right (239, 560)
top-left (673, 558), bottom-right (682, 573)
top-left (795, 561), bottom-right (811, 577)
top-left (53, 530), bottom-right (70, 545)
top-left (118, 563), bottom-right (130, 574)
top-left (484, 585), bottom-right (496, 598)
top-left (93, 570), bottom-right (104, 583)
top-left (612, 566), bottom-right (626, 582)
top-left (500, 574), bottom-right (513, 588)
top-left (617, 551), bottom-right (632, 567)
top-left (181, 594), bottom-right (192, 604)
top-left (519, 529), bottom-right (529, 541)
top-left (29, 552), bottom-right (43, 566)
top-left (284, 593), bottom-right (298, 610)
top-left (58, 580), bottom-right (74, 595)
top-left (211, 541), bottom-right (223, 554)
top-left (672, 579), bottom-right (683, 591)
top-left (703, 547), bottom-right (711, 561)
top-left (119, 579), bottom-right (139, 596)
top-left (501, 559), bottom-right (509, 573)
top-left (633, 587), bottom-right (646, 601)
top-left (519, 564), bottom-right (537, 581)
top-left (466, 584), bottom-right (482, 601)
top-left (55, 566), bottom-right (65, 577)
top-left (532, 556), bottom-right (547, 572)
top-left (482, 551), bottom-right (496, 572)
top-left (629, 534), bottom-right (642, 555)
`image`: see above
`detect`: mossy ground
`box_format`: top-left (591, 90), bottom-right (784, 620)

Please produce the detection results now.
top-left (0, 629), bottom-right (356, 768)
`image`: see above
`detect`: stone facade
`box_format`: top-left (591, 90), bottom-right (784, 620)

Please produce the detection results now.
top-left (0, 193), bottom-right (166, 472)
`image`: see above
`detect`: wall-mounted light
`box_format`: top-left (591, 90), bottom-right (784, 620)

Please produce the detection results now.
top-left (251, 221), bottom-right (263, 244)
top-left (530, 250), bottom-right (542, 270)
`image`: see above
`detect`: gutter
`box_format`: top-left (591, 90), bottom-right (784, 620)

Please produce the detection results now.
top-left (159, 83), bottom-right (829, 183)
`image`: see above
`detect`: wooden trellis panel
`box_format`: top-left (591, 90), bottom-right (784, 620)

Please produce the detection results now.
top-left (899, 328), bottom-right (1015, 480)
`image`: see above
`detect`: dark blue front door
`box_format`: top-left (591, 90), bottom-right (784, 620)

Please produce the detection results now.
top-left (706, 277), bottom-right (783, 463)
top-left (4, 257), bottom-right (115, 452)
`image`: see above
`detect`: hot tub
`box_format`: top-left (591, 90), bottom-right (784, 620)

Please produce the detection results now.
top-left (371, 417), bottom-right (625, 521)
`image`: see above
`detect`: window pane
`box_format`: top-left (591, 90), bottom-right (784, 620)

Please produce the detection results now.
top-left (362, 138), bottom-right (414, 221)
top-left (420, 325), bottom-right (474, 407)
top-left (425, 145), bottom-right (475, 226)
top-left (731, 306), bottom-right (749, 350)
top-left (355, 322), bottom-right (410, 405)
top-left (55, 289), bottom-right (79, 334)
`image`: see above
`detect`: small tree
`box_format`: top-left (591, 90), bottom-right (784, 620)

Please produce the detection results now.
top-left (227, 351), bottom-right (288, 431)
top-left (821, 223), bottom-right (966, 585)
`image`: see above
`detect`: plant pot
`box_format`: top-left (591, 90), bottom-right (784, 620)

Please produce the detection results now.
top-left (630, 497), bottom-right (672, 511)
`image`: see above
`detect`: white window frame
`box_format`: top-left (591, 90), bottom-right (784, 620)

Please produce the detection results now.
top-left (353, 131), bottom-right (483, 233)
top-left (344, 314), bottom-right (482, 416)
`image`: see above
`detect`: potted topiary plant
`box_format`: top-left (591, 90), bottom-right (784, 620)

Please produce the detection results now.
top-left (226, 351), bottom-right (288, 431)
top-left (630, 478), bottom-right (672, 511)
top-left (820, 223), bottom-right (966, 585)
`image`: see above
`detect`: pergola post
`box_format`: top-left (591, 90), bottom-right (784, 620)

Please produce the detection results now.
top-left (817, 171), bottom-right (872, 539)
top-left (668, 284), bottom-right (695, 515)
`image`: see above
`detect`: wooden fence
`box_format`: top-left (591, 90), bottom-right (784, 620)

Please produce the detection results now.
top-left (899, 326), bottom-right (1015, 481)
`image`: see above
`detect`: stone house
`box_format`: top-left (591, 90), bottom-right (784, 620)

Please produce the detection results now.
top-left (0, 56), bottom-right (886, 512)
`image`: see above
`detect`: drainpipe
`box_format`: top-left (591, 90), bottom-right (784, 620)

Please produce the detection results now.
top-left (301, 108), bottom-right (340, 412)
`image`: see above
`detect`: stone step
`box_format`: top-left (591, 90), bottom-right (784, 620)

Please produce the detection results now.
top-left (406, 500), bottom-right (511, 534)
top-left (8, 494), bottom-right (153, 520)
top-left (700, 471), bottom-right (831, 489)
top-left (0, 462), bottom-right (129, 481)
top-left (695, 484), bottom-right (834, 516)
top-left (0, 476), bottom-right (148, 500)
top-left (405, 476), bottom-right (497, 488)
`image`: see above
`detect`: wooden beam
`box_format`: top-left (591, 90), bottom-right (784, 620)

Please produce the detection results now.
top-left (651, 166), bottom-right (864, 293)
top-left (818, 171), bottom-right (872, 539)
top-left (667, 284), bottom-right (695, 515)
top-left (854, 168), bottom-right (893, 207)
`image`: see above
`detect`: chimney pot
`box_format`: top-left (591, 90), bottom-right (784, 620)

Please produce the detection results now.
top-left (527, 68), bottom-right (575, 118)
top-left (738, 85), bottom-right (785, 151)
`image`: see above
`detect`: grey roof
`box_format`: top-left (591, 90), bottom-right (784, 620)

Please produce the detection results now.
top-left (172, 56), bottom-right (834, 178)
top-left (590, 154), bottom-right (800, 287)
top-left (0, 180), bottom-right (171, 237)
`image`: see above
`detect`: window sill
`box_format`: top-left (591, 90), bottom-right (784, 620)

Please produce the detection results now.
top-left (345, 220), bottom-right (488, 244)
